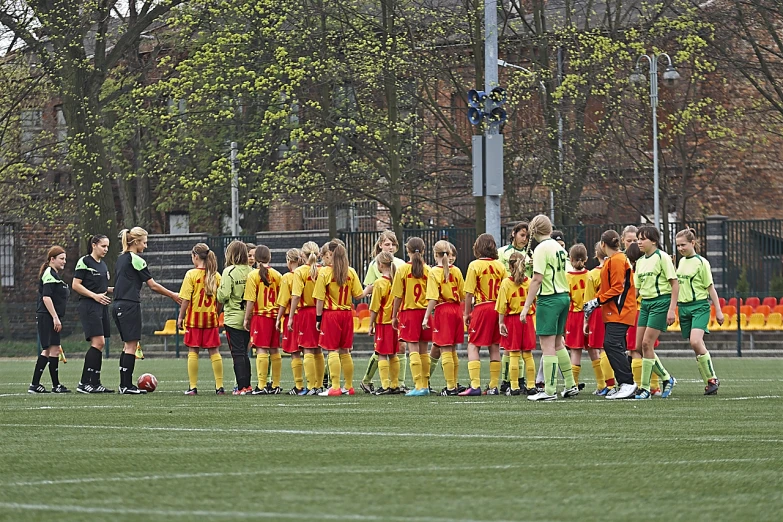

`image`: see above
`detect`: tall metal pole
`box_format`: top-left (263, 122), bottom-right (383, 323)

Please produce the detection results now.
top-left (648, 57), bottom-right (661, 231)
top-left (230, 141), bottom-right (239, 236)
top-left (484, 0), bottom-right (501, 243)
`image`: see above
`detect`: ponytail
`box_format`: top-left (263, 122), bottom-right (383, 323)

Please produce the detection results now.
top-left (569, 243), bottom-right (588, 271)
top-left (406, 237), bottom-right (425, 279)
top-left (433, 240), bottom-right (451, 286)
top-left (508, 252), bottom-right (526, 286)
top-left (39, 245), bottom-right (65, 278)
top-left (329, 240), bottom-right (349, 286)
top-left (675, 228), bottom-right (699, 250)
top-left (255, 245), bottom-right (271, 286)
top-left (376, 251), bottom-right (396, 282)
top-left (119, 227), bottom-right (147, 253)
top-left (191, 243), bottom-right (218, 296)
top-left (302, 241), bottom-right (320, 281)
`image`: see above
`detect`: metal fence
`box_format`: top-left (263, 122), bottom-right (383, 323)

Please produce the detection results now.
top-left (724, 219), bottom-right (783, 295)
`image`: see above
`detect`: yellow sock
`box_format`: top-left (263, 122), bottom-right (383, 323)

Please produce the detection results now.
top-left (339, 353), bottom-right (354, 391)
top-left (442, 352), bottom-right (456, 389)
top-left (291, 357), bottom-right (304, 390)
top-left (509, 353), bottom-right (521, 389)
top-left (572, 364), bottom-right (581, 386)
top-left (187, 352), bottom-right (198, 389)
top-left (468, 360), bottom-right (481, 389)
top-left (303, 353), bottom-right (316, 389)
top-left (328, 352), bottom-right (341, 389)
top-left (270, 352), bottom-right (282, 388)
top-left (600, 351), bottom-right (615, 387)
top-left (257, 352), bottom-right (269, 388)
top-left (488, 360), bottom-right (501, 389)
top-left (452, 351), bottom-right (460, 385)
top-left (378, 359), bottom-right (391, 389)
top-left (209, 353), bottom-right (224, 390)
top-left (421, 354), bottom-right (431, 388)
top-left (592, 359), bottom-right (605, 390)
top-left (389, 355), bottom-right (400, 388)
top-left (315, 352), bottom-right (326, 388)
top-left (522, 351), bottom-right (535, 388)
top-left (651, 369), bottom-right (661, 391)
top-left (408, 352), bottom-right (423, 389)
top-left (631, 358), bottom-right (642, 387)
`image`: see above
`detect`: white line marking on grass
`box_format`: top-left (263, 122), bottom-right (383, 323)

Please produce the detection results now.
top-left (720, 395), bottom-right (781, 401)
top-left (0, 502), bottom-right (499, 522)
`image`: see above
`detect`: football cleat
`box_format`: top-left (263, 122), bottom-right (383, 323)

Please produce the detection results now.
top-left (251, 386), bottom-right (267, 395)
top-left (375, 387), bottom-right (393, 395)
top-left (607, 383), bottom-right (636, 400)
top-left (505, 388), bottom-right (521, 396)
top-left (215, 387), bottom-right (226, 395)
top-left (593, 387), bottom-right (610, 396)
top-left (306, 387), bottom-right (320, 396)
top-left (652, 388), bottom-right (663, 397)
top-left (389, 387), bottom-right (402, 395)
top-left (341, 388), bottom-right (355, 396)
top-left (120, 385), bottom-right (146, 395)
top-left (485, 387), bottom-right (500, 396)
top-left (288, 387), bottom-right (303, 395)
top-left (268, 386), bottom-right (282, 395)
top-left (359, 382), bottom-right (375, 394)
top-left (76, 383), bottom-right (95, 394)
top-left (95, 383), bottom-right (114, 393)
top-left (499, 380), bottom-right (510, 394)
top-left (456, 383), bottom-right (467, 394)
top-left (28, 384), bottom-right (49, 394)
top-left (634, 388), bottom-right (652, 400)
top-left (661, 376), bottom-right (677, 398)
top-left (527, 391), bottom-right (557, 401)
top-left (440, 387), bottom-right (458, 396)
top-left (457, 386), bottom-right (481, 396)
top-left (52, 384), bottom-right (71, 393)
top-left (561, 386), bottom-right (580, 398)
top-left (184, 388), bottom-right (198, 396)
top-left (705, 378), bottom-right (720, 395)
top-left (405, 388), bottom-right (429, 396)
top-left (577, 383), bottom-right (586, 391)
top-left (526, 387), bottom-right (538, 396)
top-left (319, 388), bottom-right (342, 396)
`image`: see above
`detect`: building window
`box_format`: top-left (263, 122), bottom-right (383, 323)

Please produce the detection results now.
top-left (0, 224), bottom-right (14, 287)
top-left (20, 108), bottom-right (43, 164)
top-left (302, 201), bottom-right (378, 232)
top-left (54, 105), bottom-right (68, 154)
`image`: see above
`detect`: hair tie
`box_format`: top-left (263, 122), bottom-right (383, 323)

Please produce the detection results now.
top-left (414, 249), bottom-right (420, 253)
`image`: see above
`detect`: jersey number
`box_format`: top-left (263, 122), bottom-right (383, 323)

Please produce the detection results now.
top-left (197, 290), bottom-right (213, 308)
top-left (556, 251), bottom-right (567, 272)
top-left (338, 285), bottom-right (350, 306)
top-left (487, 278), bottom-right (500, 300)
top-left (264, 287), bottom-right (277, 306)
top-left (413, 283), bottom-right (423, 302)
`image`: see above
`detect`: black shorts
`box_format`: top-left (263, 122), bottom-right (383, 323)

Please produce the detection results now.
top-left (78, 300), bottom-right (111, 341)
top-left (37, 313), bottom-right (61, 348)
top-left (225, 326), bottom-right (250, 356)
top-left (112, 300), bottom-right (142, 343)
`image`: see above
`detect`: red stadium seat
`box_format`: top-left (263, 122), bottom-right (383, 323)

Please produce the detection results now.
top-left (728, 297), bottom-right (742, 308)
top-left (722, 305), bottom-right (736, 317)
top-left (745, 297), bottom-right (760, 309)
top-left (762, 297), bottom-right (777, 309)
top-left (356, 302), bottom-right (369, 313)
top-left (719, 297), bottom-right (726, 308)
top-left (740, 305), bottom-right (753, 317)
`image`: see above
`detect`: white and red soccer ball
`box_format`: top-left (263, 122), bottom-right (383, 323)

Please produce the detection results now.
top-left (137, 373), bottom-right (158, 392)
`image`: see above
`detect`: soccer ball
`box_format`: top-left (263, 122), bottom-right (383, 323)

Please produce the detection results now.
top-left (137, 373), bottom-right (158, 392)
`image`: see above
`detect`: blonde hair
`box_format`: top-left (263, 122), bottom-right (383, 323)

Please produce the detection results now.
top-left (286, 248), bottom-right (303, 266)
top-left (507, 252), bottom-right (526, 286)
top-left (569, 243), bottom-right (588, 271)
top-left (326, 239), bottom-right (349, 286)
top-left (119, 227), bottom-right (147, 253)
top-left (528, 215), bottom-right (553, 240)
top-left (225, 240), bottom-right (248, 267)
top-left (433, 240), bottom-right (451, 285)
top-left (192, 243), bottom-right (218, 296)
top-left (301, 241), bottom-right (320, 281)
top-left (372, 230), bottom-right (399, 257)
top-left (376, 251), bottom-right (397, 282)
top-left (675, 228), bottom-right (699, 250)
top-left (594, 241), bottom-right (607, 261)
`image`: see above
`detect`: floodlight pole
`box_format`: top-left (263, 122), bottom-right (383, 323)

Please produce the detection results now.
top-left (484, 0), bottom-right (501, 243)
top-left (230, 141), bottom-right (239, 236)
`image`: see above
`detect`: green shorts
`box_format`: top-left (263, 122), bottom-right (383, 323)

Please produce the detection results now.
top-left (678, 299), bottom-right (711, 339)
top-left (638, 295), bottom-right (672, 332)
top-left (536, 293), bottom-right (570, 336)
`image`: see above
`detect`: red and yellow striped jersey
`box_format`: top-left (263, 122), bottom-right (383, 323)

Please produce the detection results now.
top-left (292, 264), bottom-right (320, 308)
top-left (391, 262), bottom-right (430, 310)
top-left (464, 258), bottom-right (507, 304)
top-left (277, 271), bottom-right (296, 316)
top-left (584, 267), bottom-right (601, 302)
top-left (495, 277), bottom-right (535, 316)
top-left (567, 269), bottom-right (589, 312)
top-left (180, 268), bottom-right (222, 329)
top-left (313, 266), bottom-right (363, 311)
top-left (244, 266), bottom-right (282, 318)
top-left (426, 265), bottom-right (464, 304)
top-left (369, 276), bottom-right (394, 325)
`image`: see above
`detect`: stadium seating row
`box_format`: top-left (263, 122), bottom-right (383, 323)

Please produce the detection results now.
top-left (719, 297), bottom-right (783, 310)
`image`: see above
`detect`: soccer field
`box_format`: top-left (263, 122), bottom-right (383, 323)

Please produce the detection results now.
top-left (1, 357), bottom-right (782, 521)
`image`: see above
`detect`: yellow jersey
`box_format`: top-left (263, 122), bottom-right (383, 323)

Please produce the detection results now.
top-left (291, 264), bottom-right (320, 308)
top-left (277, 271), bottom-right (296, 316)
top-left (313, 266), bottom-right (363, 311)
top-left (464, 258), bottom-right (507, 304)
top-left (179, 268), bottom-right (222, 329)
top-left (584, 267), bottom-right (602, 302)
top-left (391, 262), bottom-right (430, 310)
top-left (369, 276), bottom-right (394, 325)
top-left (495, 277), bottom-right (534, 316)
top-left (566, 269), bottom-right (589, 312)
top-left (426, 265), bottom-right (464, 304)
top-left (243, 266), bottom-right (282, 318)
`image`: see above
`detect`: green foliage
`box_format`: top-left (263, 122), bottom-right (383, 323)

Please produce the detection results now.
top-left (769, 275), bottom-right (783, 297)
top-left (736, 268), bottom-right (750, 295)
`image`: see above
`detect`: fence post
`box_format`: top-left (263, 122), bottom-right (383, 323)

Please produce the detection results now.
top-left (706, 215), bottom-right (728, 295)
top-left (175, 305), bottom-right (181, 358)
top-left (736, 290), bottom-right (743, 357)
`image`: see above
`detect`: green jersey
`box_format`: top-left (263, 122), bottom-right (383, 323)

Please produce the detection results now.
top-left (677, 255), bottom-right (713, 303)
top-left (217, 264), bottom-right (252, 330)
top-left (532, 238), bottom-right (569, 295)
top-left (634, 249), bottom-right (677, 300)
top-left (363, 256), bottom-right (405, 286)
top-left (498, 243), bottom-right (529, 271)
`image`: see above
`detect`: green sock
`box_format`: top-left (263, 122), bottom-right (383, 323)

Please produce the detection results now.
top-left (652, 354), bottom-right (671, 381)
top-left (362, 353), bottom-right (379, 385)
top-left (697, 353), bottom-right (716, 383)
top-left (501, 354), bottom-right (510, 382)
top-left (399, 352), bottom-right (408, 386)
top-left (555, 348), bottom-right (575, 388)
top-left (641, 358), bottom-right (655, 391)
top-left (429, 357), bottom-right (439, 378)
top-left (543, 355), bottom-right (558, 396)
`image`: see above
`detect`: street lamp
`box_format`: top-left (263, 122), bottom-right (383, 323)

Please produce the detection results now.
top-left (630, 53), bottom-right (680, 230)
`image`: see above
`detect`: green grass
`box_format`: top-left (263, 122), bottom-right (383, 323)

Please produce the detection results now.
top-left (1, 356), bottom-right (782, 521)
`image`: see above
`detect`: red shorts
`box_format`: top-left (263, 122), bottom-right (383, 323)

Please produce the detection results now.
top-left (565, 311), bottom-right (586, 349)
top-left (432, 302), bottom-right (464, 347)
top-left (398, 309), bottom-right (432, 343)
top-left (374, 323), bottom-right (399, 355)
top-left (587, 310), bottom-right (605, 349)
top-left (319, 309), bottom-right (354, 350)
top-left (296, 307), bottom-right (320, 349)
top-left (251, 315), bottom-right (280, 349)
top-left (500, 314), bottom-right (523, 351)
top-left (184, 326), bottom-right (221, 349)
top-left (282, 314), bottom-right (299, 354)
top-left (467, 302), bottom-right (500, 346)
top-left (626, 312), bottom-right (659, 351)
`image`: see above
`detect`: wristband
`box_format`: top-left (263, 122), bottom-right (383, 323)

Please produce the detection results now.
top-left (316, 314), bottom-right (322, 323)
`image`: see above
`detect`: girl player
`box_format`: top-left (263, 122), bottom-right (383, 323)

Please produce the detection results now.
top-left (390, 237), bottom-right (432, 396)
top-left (178, 243), bottom-right (224, 395)
top-left (369, 252), bottom-right (400, 394)
top-left (625, 243), bottom-right (660, 395)
top-left (583, 242), bottom-right (615, 396)
top-left (520, 215), bottom-right (578, 401)
top-left (288, 241), bottom-right (324, 395)
top-left (423, 240), bottom-right (464, 395)
top-left (314, 239), bottom-right (364, 396)
top-left (217, 241), bottom-right (253, 395)
top-left (73, 235), bottom-right (114, 394)
top-left (675, 228), bottom-right (723, 395)
top-left (28, 246), bottom-right (70, 394)
top-left (243, 245), bottom-right (283, 394)
top-left (276, 248), bottom-right (306, 395)
top-left (633, 225), bottom-right (678, 399)
top-left (359, 230), bottom-right (406, 393)
top-left (565, 244), bottom-right (589, 390)
top-left (496, 253), bottom-right (536, 395)
top-left (461, 233), bottom-right (507, 396)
